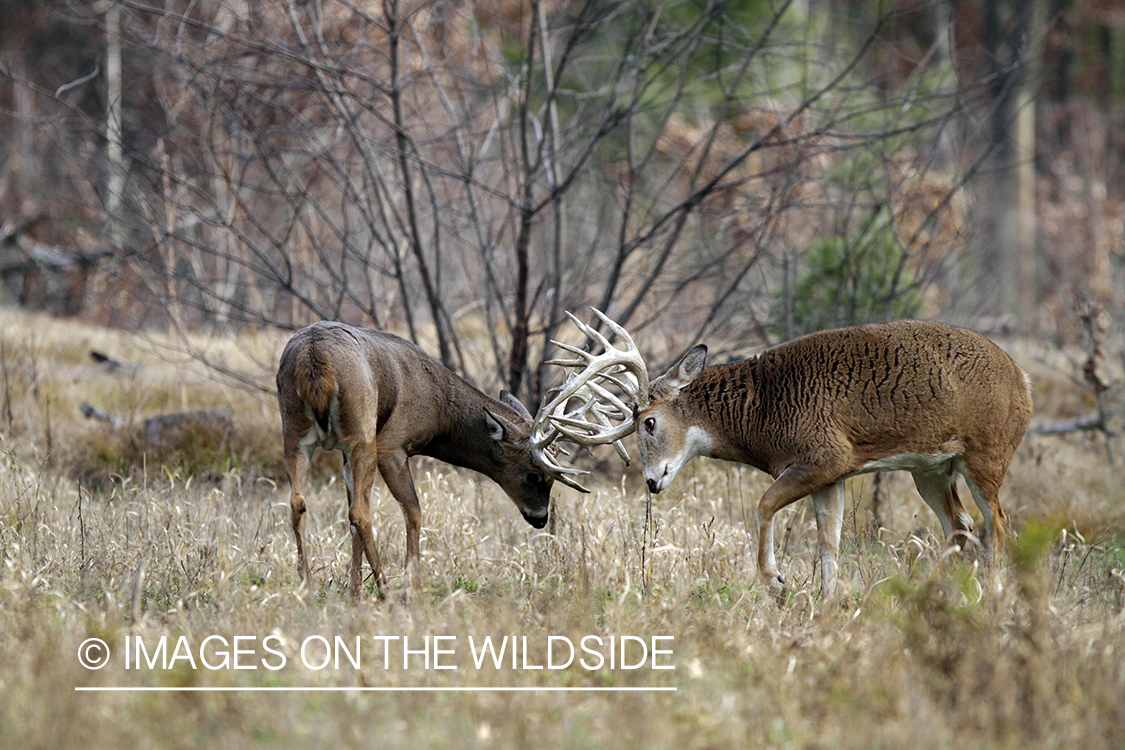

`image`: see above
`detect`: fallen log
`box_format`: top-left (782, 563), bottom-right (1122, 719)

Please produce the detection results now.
top-left (79, 403), bottom-right (233, 450)
top-left (1031, 382), bottom-right (1123, 465)
top-left (90, 350), bottom-right (138, 373)
top-left (80, 401), bottom-right (124, 428)
top-left (143, 407), bottom-right (232, 449)
top-left (1031, 412), bottom-right (1108, 435)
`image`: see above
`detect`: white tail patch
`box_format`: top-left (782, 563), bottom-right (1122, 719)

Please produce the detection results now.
top-left (299, 394), bottom-right (346, 457)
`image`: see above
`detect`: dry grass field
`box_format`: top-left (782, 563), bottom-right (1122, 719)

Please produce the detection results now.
top-left (0, 309), bottom-right (1123, 749)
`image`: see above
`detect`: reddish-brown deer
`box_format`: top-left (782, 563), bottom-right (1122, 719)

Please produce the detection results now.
top-left (533, 310), bottom-right (1033, 602)
top-left (277, 321), bottom-right (587, 599)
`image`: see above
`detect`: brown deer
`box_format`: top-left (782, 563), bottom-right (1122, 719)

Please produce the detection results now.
top-left (533, 310), bottom-right (1033, 602)
top-left (277, 321), bottom-right (588, 599)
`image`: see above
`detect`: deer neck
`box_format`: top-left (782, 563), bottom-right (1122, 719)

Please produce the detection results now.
top-left (418, 378), bottom-right (507, 476)
top-left (680, 360), bottom-right (764, 467)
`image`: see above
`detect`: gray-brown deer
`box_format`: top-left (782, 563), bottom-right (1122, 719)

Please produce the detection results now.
top-left (277, 321), bottom-right (588, 599)
top-left (533, 310), bottom-right (1033, 602)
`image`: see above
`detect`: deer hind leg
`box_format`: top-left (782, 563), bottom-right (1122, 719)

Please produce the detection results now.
top-left (911, 463), bottom-right (976, 553)
top-left (379, 452), bottom-right (423, 592)
top-left (810, 481), bottom-right (845, 605)
top-left (956, 453), bottom-right (1010, 570)
top-left (284, 442), bottom-right (313, 591)
top-left (344, 446), bottom-right (386, 600)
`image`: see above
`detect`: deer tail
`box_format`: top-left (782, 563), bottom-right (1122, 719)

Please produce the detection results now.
top-left (295, 346), bottom-right (337, 433)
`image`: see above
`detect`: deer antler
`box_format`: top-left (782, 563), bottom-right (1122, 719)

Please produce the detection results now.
top-left (531, 309), bottom-right (650, 485)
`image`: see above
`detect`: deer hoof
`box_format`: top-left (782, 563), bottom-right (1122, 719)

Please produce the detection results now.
top-left (761, 573), bottom-right (787, 604)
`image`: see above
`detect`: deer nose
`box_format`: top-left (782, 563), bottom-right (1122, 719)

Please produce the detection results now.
top-left (522, 510), bottom-right (549, 529)
top-left (647, 477), bottom-right (659, 494)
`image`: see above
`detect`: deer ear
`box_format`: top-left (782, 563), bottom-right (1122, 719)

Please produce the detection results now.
top-left (498, 390), bottom-right (532, 420)
top-left (659, 345), bottom-right (707, 392)
top-left (484, 408), bottom-right (508, 442)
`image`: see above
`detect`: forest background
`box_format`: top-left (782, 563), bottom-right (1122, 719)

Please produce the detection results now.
top-left (2, 0), bottom-right (1122, 404)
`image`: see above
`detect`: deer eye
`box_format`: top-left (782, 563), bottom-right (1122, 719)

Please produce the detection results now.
top-left (643, 417), bottom-right (656, 434)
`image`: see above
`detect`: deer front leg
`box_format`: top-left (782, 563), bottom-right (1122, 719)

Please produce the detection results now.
top-left (757, 462), bottom-right (844, 602)
top-left (379, 452), bottom-right (424, 592)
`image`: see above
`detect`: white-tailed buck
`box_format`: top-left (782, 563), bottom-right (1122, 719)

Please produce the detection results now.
top-left (533, 310), bottom-right (1033, 601)
top-left (277, 321), bottom-right (588, 599)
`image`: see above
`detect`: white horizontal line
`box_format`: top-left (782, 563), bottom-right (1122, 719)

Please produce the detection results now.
top-left (76, 686), bottom-right (677, 693)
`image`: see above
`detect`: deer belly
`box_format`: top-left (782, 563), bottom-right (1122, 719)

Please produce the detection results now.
top-left (851, 451), bottom-right (960, 476)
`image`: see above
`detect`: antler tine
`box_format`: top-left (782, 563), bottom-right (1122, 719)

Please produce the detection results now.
top-left (591, 307), bottom-right (648, 367)
top-left (530, 308), bottom-right (649, 487)
top-left (545, 340), bottom-right (597, 368)
top-left (529, 419), bottom-right (591, 493)
top-left (588, 307), bottom-right (649, 401)
top-left (589, 307), bottom-right (634, 347)
top-left (536, 384), bottom-right (634, 466)
top-left (587, 368), bottom-right (640, 403)
top-left (564, 310), bottom-right (615, 355)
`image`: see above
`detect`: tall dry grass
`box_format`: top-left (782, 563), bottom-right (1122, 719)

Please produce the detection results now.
top-left (0, 309), bottom-right (1122, 749)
